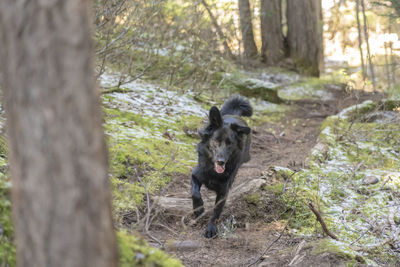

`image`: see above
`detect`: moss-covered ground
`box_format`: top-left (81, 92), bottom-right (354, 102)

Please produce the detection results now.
top-left (264, 100), bottom-right (400, 265)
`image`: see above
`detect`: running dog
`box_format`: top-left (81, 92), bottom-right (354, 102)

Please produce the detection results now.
top-left (191, 95), bottom-right (252, 238)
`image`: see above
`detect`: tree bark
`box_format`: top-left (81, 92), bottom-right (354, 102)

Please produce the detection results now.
top-left (260, 0), bottom-right (284, 65)
top-left (287, 0), bottom-right (323, 76)
top-left (0, 1), bottom-right (117, 267)
top-left (238, 0), bottom-right (258, 59)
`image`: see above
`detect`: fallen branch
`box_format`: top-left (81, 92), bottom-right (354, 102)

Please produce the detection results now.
top-left (308, 202), bottom-right (338, 240)
top-left (288, 240), bottom-right (306, 266)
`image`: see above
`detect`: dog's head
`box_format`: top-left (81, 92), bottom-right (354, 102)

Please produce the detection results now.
top-left (199, 106), bottom-right (250, 174)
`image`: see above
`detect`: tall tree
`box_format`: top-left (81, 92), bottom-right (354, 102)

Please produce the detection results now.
top-left (260, 0), bottom-right (284, 65)
top-left (238, 0), bottom-right (258, 59)
top-left (0, 1), bottom-right (117, 267)
top-left (355, 0), bottom-right (366, 79)
top-left (287, 0), bottom-right (323, 76)
top-left (361, 0), bottom-right (376, 90)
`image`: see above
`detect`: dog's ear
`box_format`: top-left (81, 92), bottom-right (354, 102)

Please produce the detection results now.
top-left (209, 106), bottom-right (223, 128)
top-left (230, 123), bottom-right (251, 135)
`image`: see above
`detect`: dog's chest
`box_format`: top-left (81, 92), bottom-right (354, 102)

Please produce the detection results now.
top-left (204, 173), bottom-right (230, 191)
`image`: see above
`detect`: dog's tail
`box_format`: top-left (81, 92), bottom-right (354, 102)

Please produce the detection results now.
top-left (220, 94), bottom-right (253, 117)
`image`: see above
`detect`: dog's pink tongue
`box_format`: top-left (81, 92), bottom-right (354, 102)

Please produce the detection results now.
top-left (215, 163), bottom-right (225, 173)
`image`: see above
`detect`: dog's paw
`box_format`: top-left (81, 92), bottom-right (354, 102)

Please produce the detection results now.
top-left (204, 223), bottom-right (218, 238)
top-left (194, 207), bottom-right (204, 218)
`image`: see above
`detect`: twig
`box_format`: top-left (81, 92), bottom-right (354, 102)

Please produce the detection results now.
top-left (282, 170), bottom-right (299, 193)
top-left (246, 210), bottom-right (294, 267)
top-left (354, 227), bottom-right (400, 251)
top-left (308, 202), bottom-right (338, 240)
top-left (137, 175), bottom-right (162, 246)
top-left (379, 175), bottom-right (393, 190)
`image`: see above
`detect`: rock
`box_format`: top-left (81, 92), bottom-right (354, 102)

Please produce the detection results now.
top-left (278, 84), bottom-right (335, 101)
top-left (337, 100), bottom-right (377, 121)
top-left (363, 176), bottom-right (380, 185)
top-left (229, 77), bottom-right (282, 103)
top-left (153, 196), bottom-right (193, 216)
top-left (165, 240), bottom-right (200, 252)
top-left (324, 83), bottom-right (345, 92)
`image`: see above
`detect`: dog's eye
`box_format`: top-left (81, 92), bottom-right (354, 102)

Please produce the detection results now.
top-left (210, 140), bottom-right (218, 148)
top-left (225, 139), bottom-right (231, 145)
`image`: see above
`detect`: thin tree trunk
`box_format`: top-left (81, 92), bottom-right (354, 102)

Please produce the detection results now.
top-left (390, 41), bottom-right (396, 84)
top-left (201, 0), bottom-right (234, 59)
top-left (238, 0), bottom-right (258, 59)
top-left (0, 1), bottom-right (117, 267)
top-left (355, 0), bottom-right (366, 79)
top-left (360, 0), bottom-right (376, 90)
top-left (260, 0), bottom-right (284, 65)
top-left (389, 24), bottom-right (396, 84)
top-left (384, 43), bottom-right (392, 88)
top-left (287, 0), bottom-right (323, 76)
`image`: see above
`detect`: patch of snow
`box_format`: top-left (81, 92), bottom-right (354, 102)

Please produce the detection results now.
top-left (100, 72), bottom-right (206, 121)
top-left (337, 100), bottom-right (375, 120)
top-left (278, 85), bottom-right (335, 101)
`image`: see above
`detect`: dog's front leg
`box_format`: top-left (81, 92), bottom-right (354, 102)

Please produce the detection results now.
top-left (204, 191), bottom-right (227, 238)
top-left (191, 174), bottom-right (204, 218)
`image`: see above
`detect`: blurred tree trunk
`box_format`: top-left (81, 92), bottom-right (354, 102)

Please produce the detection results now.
top-left (355, 0), bottom-right (366, 79)
top-left (238, 0), bottom-right (258, 59)
top-left (287, 0), bottom-right (323, 76)
top-left (360, 0), bottom-right (376, 90)
top-left (260, 0), bottom-right (284, 65)
top-left (0, 1), bottom-right (117, 267)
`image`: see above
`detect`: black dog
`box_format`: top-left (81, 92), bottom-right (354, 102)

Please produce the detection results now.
top-left (191, 95), bottom-right (252, 238)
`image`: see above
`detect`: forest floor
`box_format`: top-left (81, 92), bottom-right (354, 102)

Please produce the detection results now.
top-left (98, 65), bottom-right (400, 266)
top-left (131, 80), bottom-right (382, 266)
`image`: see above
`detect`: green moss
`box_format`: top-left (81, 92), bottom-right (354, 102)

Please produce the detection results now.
top-left (228, 77), bottom-right (282, 103)
top-left (311, 239), bottom-right (362, 264)
top-left (0, 154), bottom-right (15, 267)
top-left (294, 57), bottom-right (320, 77)
top-left (0, 135), bottom-right (7, 159)
top-left (111, 177), bottom-right (146, 211)
top-left (104, 106), bottom-right (200, 213)
top-left (117, 231), bottom-right (183, 267)
top-left (245, 192), bottom-right (262, 206)
top-left (271, 171), bottom-right (321, 233)
top-left (264, 183), bottom-right (284, 195)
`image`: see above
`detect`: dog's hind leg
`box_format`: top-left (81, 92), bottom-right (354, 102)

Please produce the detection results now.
top-left (204, 191), bottom-right (227, 238)
top-left (191, 174), bottom-right (204, 218)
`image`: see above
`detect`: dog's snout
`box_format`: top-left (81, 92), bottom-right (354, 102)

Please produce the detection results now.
top-left (217, 160), bottom-right (225, 166)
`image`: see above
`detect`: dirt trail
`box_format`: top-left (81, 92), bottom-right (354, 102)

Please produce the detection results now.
top-left (140, 87), bottom-right (379, 266)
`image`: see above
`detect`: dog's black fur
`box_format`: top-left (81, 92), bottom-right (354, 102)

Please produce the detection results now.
top-left (191, 95), bottom-right (252, 238)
